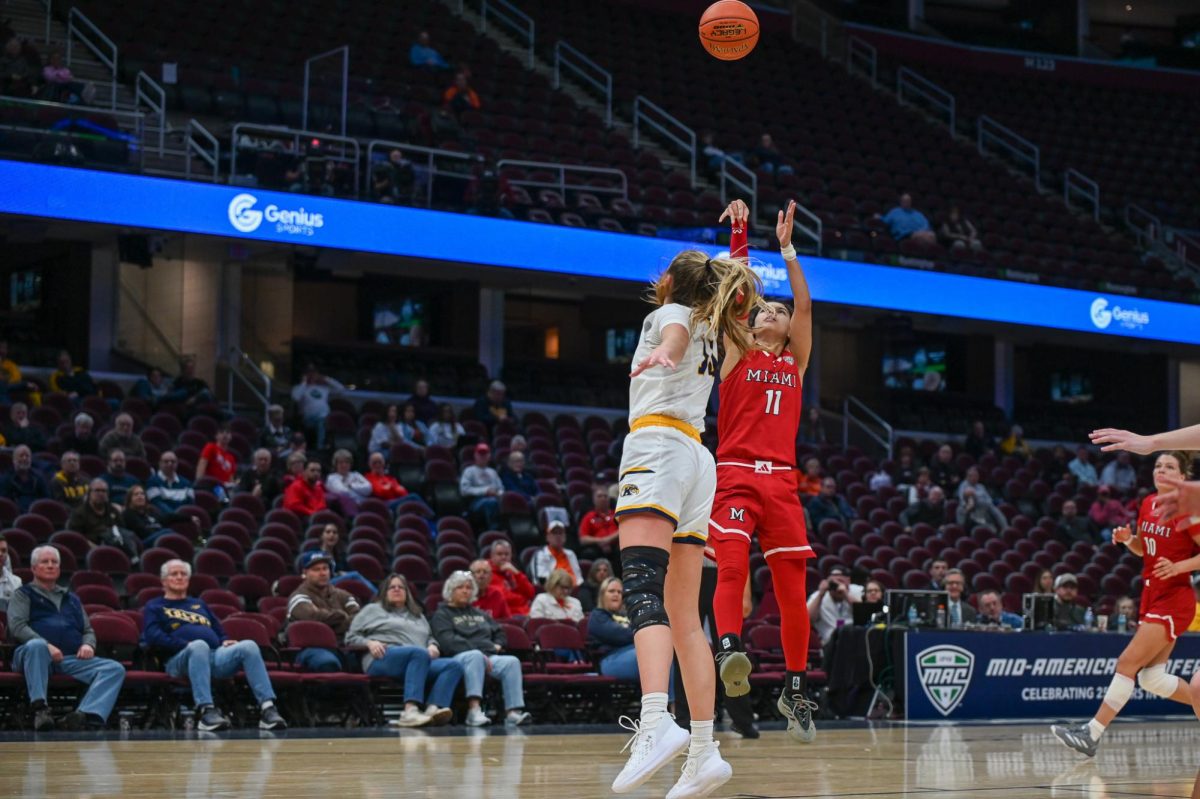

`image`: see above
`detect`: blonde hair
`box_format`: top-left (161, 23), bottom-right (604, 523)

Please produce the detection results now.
top-left (651, 251), bottom-right (761, 354)
top-left (544, 568), bottom-right (574, 593)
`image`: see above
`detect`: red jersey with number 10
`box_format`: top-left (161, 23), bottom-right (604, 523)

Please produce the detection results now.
top-left (716, 349), bottom-right (802, 467)
top-left (1137, 493), bottom-right (1200, 593)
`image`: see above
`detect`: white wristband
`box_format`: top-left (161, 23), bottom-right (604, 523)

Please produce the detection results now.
top-left (780, 244), bottom-right (796, 261)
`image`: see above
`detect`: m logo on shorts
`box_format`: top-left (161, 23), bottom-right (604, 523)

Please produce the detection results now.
top-left (915, 645), bottom-right (974, 717)
top-left (729, 508), bottom-right (745, 522)
top-left (621, 484), bottom-right (640, 497)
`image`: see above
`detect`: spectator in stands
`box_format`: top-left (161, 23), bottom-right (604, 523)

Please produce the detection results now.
top-left (0, 339), bottom-right (40, 406)
top-left (944, 569), bottom-right (976, 627)
top-left (289, 158), bottom-right (335, 197)
top-left (956, 466), bottom-right (993, 502)
top-left (901, 484), bottom-right (946, 532)
top-left (749, 133), bottom-right (793, 175)
top-left (799, 406), bottom-right (827, 445)
top-left (143, 559), bottom-right (287, 731)
top-left (371, 163), bottom-right (401, 205)
top-left (427, 404), bottom-right (464, 448)
top-left (40, 49), bottom-right (86, 105)
top-left (499, 451), bottom-right (538, 499)
top-left (60, 412), bottom-right (98, 456)
top-left (806, 477), bottom-right (856, 531)
top-left (49, 350), bottom-right (97, 400)
top-left (577, 558), bottom-right (612, 613)
top-left (700, 130), bottom-right (732, 173)
top-left (998, 424), bottom-right (1032, 459)
top-left (868, 464), bottom-right (893, 492)
top-left (303, 523), bottom-right (375, 593)
top-left (589, 576), bottom-right (649, 685)
top-left (1, 35), bottom-right (37, 99)
top-left (442, 71), bottom-right (481, 116)
top-left (929, 444), bottom-right (961, 491)
top-left (1051, 573), bottom-right (1087, 630)
top-left (283, 459), bottom-right (328, 518)
top-left (100, 449), bottom-right (139, 507)
top-left (976, 589), bottom-right (1023, 630)
top-left (1108, 595), bottom-right (1138, 631)
top-left (9, 545), bottom-right (125, 731)
top-left (287, 550), bottom-right (360, 672)
top-left (2, 403), bottom-right (44, 451)
top-left (488, 539), bottom-right (534, 616)
top-left (406, 379), bottom-right (439, 426)
top-left (798, 457), bottom-right (823, 498)
top-left (396, 403), bottom-right (428, 447)
top-left (431, 571), bottom-right (531, 727)
top-left (1089, 485), bottom-right (1134, 541)
top-left (460, 443), bottom-right (502, 530)
top-left (928, 559), bottom-right (948, 591)
top-left (409, 31), bottom-right (450, 70)
top-left (362, 451), bottom-right (411, 512)
top-left (1100, 451), bottom-right (1138, 494)
top-left (0, 533), bottom-right (20, 611)
top-left (369, 404), bottom-right (406, 455)
top-left (238, 448), bottom-right (283, 508)
top-left (378, 149), bottom-right (418, 207)
top-left (50, 450), bottom-right (88, 508)
top-left (1056, 499), bottom-right (1094, 545)
top-left (291, 364), bottom-right (345, 449)
top-left (1069, 446), bottom-right (1099, 486)
top-left (877, 193), bottom-right (936, 246)
top-left (957, 484), bottom-right (1006, 534)
top-left (939, 204), bottom-right (982, 253)
top-left (905, 468), bottom-right (933, 505)
top-left (259, 404), bottom-right (292, 460)
top-left (529, 519), bottom-right (583, 586)
top-left (346, 573), bottom-right (461, 727)
top-left (121, 484), bottom-right (190, 547)
top-left (963, 420), bottom-right (994, 460)
top-left (578, 484), bottom-right (619, 561)
top-left (862, 579), bottom-right (885, 606)
top-left (1042, 444), bottom-right (1071, 485)
top-left (324, 449), bottom-right (372, 518)
top-left (98, 413), bottom-right (144, 460)
top-left (145, 450), bottom-right (194, 516)
top-left (131, 367), bottom-right (170, 407)
top-left (509, 435), bottom-right (528, 456)
top-left (473, 380), bottom-right (513, 431)
top-left (282, 450), bottom-right (306, 487)
top-left (195, 425), bottom-right (237, 497)
top-left (1036, 569), bottom-right (1054, 594)
top-left (470, 559), bottom-right (509, 620)
top-left (2, 445), bottom-right (48, 513)
top-left (283, 431), bottom-right (308, 463)
top-left (895, 449), bottom-right (919, 490)
top-left (807, 565), bottom-right (862, 645)
top-left (69, 479), bottom-right (139, 562)
top-left (529, 568), bottom-right (584, 622)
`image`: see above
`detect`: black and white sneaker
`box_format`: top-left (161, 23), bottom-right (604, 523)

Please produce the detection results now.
top-left (259, 705), bottom-right (287, 730)
top-left (197, 705), bottom-right (231, 732)
top-left (1051, 723), bottom-right (1099, 757)
top-left (715, 650), bottom-right (753, 698)
top-left (777, 692), bottom-right (818, 743)
top-left (32, 705), bottom-right (54, 732)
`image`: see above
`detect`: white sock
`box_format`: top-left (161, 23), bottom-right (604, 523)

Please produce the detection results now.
top-left (1087, 719), bottom-right (1106, 740)
top-left (261, 700), bottom-right (274, 710)
top-left (689, 720), bottom-right (714, 757)
top-left (641, 692), bottom-right (669, 729)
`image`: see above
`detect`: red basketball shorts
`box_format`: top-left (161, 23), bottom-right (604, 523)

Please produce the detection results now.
top-left (707, 464), bottom-right (813, 560)
top-left (1139, 582), bottom-right (1194, 641)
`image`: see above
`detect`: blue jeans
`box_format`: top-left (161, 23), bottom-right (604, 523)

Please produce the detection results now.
top-left (332, 572), bottom-right (378, 593)
top-left (601, 645), bottom-right (674, 700)
top-left (165, 639), bottom-right (276, 708)
top-left (304, 414), bottom-right (327, 449)
top-left (14, 639), bottom-right (126, 720)
top-left (454, 649), bottom-right (524, 710)
top-left (469, 497), bottom-right (500, 529)
top-left (296, 647), bottom-right (343, 672)
top-left (366, 646), bottom-right (464, 707)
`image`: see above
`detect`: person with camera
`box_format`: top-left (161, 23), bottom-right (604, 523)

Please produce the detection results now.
top-left (806, 565), bottom-right (862, 645)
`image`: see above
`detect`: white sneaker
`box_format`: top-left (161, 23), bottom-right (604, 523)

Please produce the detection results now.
top-left (424, 705), bottom-right (453, 726)
top-left (666, 742), bottom-right (733, 799)
top-left (391, 707), bottom-right (433, 727)
top-left (465, 707), bottom-right (492, 727)
top-left (505, 709), bottom-right (532, 726)
top-left (611, 714), bottom-right (689, 794)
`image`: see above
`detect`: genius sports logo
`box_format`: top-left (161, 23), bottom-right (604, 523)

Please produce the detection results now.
top-left (227, 193), bottom-right (325, 237)
top-left (1090, 297), bottom-right (1149, 332)
top-left (916, 645), bottom-right (975, 716)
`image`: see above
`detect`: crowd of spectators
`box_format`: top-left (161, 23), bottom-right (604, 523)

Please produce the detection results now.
top-left (1, 35), bottom-right (90, 104)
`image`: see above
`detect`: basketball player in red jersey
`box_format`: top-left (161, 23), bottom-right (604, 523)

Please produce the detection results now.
top-left (707, 197), bottom-right (819, 743)
top-left (1053, 451), bottom-right (1200, 757)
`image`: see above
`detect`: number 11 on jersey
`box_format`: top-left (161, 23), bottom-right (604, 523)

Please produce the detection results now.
top-left (764, 389), bottom-right (782, 415)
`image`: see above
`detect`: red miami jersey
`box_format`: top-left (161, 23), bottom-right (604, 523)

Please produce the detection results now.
top-left (1137, 494), bottom-right (1200, 593)
top-left (716, 349), bottom-right (802, 467)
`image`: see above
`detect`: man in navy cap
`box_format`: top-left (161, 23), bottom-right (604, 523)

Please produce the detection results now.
top-left (286, 550), bottom-right (361, 672)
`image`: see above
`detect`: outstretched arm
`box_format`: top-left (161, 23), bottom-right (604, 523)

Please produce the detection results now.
top-left (778, 200), bottom-right (812, 374)
top-left (718, 199), bottom-right (751, 380)
top-left (1090, 424), bottom-right (1200, 454)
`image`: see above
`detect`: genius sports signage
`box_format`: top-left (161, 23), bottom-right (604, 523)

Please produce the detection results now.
top-left (3, 159), bottom-right (1200, 345)
top-left (906, 631), bottom-right (1200, 720)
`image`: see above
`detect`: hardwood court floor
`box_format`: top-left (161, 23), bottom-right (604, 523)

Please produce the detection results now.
top-left (2, 721), bottom-right (1200, 798)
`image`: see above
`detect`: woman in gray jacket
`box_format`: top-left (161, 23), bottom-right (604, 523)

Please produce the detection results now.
top-left (346, 573), bottom-right (463, 727)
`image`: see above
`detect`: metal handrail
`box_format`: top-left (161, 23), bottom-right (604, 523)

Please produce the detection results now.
top-left (37, 0), bottom-right (51, 44)
top-left (1124, 204), bottom-right (1160, 249)
top-left (792, 201), bottom-right (823, 256)
top-left (633, 95), bottom-right (696, 189)
top-left (496, 159), bottom-right (627, 198)
top-left (977, 115), bottom-right (1040, 190)
top-left (1064, 168), bottom-right (1099, 222)
top-left (554, 41), bottom-right (612, 128)
top-left (66, 7), bottom-right (117, 111)
top-left (185, 118), bottom-right (219, 182)
top-left (896, 67), bottom-right (955, 135)
top-left (302, 45), bottom-right (349, 137)
top-left (365, 139), bottom-right (482, 207)
top-left (227, 348), bottom-right (273, 422)
top-left (1174, 230), bottom-right (1200, 272)
top-left (232, 123), bottom-right (361, 196)
top-left (719, 157), bottom-right (758, 225)
top-left (846, 36), bottom-right (877, 88)
top-left (842, 395), bottom-right (893, 458)
top-left (134, 70), bottom-right (167, 156)
top-left (482, 0), bottom-right (535, 69)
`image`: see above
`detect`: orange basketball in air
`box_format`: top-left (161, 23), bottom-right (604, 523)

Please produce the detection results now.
top-left (699, 0), bottom-right (760, 61)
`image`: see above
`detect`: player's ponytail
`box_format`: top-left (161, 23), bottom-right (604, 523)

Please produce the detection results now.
top-left (651, 251), bottom-right (762, 353)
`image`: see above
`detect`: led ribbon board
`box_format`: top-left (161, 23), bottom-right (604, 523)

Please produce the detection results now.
top-left (2, 159), bottom-right (1198, 345)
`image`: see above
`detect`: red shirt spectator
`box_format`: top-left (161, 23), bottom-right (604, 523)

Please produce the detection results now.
top-left (284, 461), bottom-right (327, 517)
top-left (197, 427), bottom-right (237, 485)
top-left (363, 452), bottom-right (409, 501)
top-left (443, 72), bottom-right (481, 115)
top-left (578, 485), bottom-right (618, 556)
top-left (487, 539), bottom-right (534, 616)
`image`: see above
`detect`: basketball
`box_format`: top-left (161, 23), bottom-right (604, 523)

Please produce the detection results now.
top-left (699, 0), bottom-right (760, 61)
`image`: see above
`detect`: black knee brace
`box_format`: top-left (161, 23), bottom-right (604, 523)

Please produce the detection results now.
top-left (621, 546), bottom-right (670, 633)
